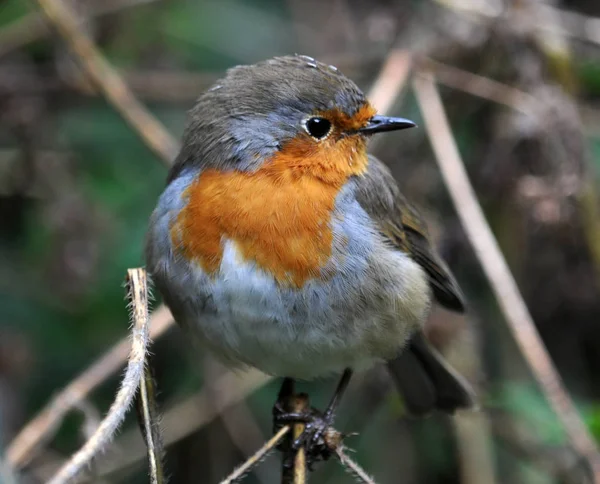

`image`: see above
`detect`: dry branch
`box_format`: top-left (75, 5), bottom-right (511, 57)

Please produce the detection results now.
top-left (283, 395), bottom-right (308, 484)
top-left (6, 305), bottom-right (172, 469)
top-left (419, 57), bottom-right (536, 114)
top-left (413, 72), bottom-right (600, 482)
top-left (34, 0), bottom-right (179, 165)
top-left (0, 0), bottom-right (160, 59)
top-left (204, 358), bottom-right (273, 484)
top-left (219, 426), bottom-right (290, 484)
top-left (46, 268), bottom-right (152, 484)
top-left (136, 364), bottom-right (165, 484)
top-left (335, 448), bottom-right (377, 484)
top-left (367, 49), bottom-right (412, 116)
top-left (94, 370), bottom-right (273, 479)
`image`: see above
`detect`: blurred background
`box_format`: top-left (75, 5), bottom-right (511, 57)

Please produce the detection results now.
top-left (2, 0), bottom-right (600, 482)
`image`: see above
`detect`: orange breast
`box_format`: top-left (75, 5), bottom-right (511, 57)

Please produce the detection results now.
top-left (170, 123), bottom-right (370, 287)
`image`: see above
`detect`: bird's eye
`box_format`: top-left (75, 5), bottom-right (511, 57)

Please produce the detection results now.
top-left (304, 117), bottom-right (332, 140)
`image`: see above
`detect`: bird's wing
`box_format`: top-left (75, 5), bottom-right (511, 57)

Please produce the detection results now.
top-left (354, 155), bottom-right (465, 312)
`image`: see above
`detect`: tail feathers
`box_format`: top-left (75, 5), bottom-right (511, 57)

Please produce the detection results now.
top-left (387, 332), bottom-right (475, 416)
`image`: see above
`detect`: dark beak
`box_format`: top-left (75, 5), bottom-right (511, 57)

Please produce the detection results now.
top-left (358, 115), bottom-right (416, 135)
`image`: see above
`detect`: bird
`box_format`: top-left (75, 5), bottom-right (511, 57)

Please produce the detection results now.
top-left (145, 54), bottom-right (474, 458)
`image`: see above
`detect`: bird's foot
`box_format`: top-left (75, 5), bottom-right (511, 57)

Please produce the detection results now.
top-left (273, 397), bottom-right (345, 469)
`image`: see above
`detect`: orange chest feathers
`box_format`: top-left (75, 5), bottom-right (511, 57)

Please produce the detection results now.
top-left (170, 134), bottom-right (369, 287)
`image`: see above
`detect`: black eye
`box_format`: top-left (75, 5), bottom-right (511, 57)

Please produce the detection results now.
top-left (305, 117), bottom-right (332, 139)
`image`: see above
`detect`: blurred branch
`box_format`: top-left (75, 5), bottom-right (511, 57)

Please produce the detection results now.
top-left (367, 49), bottom-right (412, 115)
top-left (0, 67), bottom-right (218, 102)
top-left (453, 412), bottom-right (497, 484)
top-left (419, 57), bottom-right (535, 114)
top-left (6, 305), bottom-right (173, 469)
top-left (537, 5), bottom-right (600, 48)
top-left (204, 359), bottom-right (273, 484)
top-left (0, 0), bottom-right (160, 59)
top-left (136, 364), bottom-right (165, 484)
top-left (219, 426), bottom-right (290, 484)
top-left (579, 180), bottom-right (600, 282)
top-left (492, 411), bottom-right (589, 484)
top-left (413, 72), bottom-right (600, 482)
top-left (47, 268), bottom-right (152, 484)
top-left (34, 0), bottom-right (179, 165)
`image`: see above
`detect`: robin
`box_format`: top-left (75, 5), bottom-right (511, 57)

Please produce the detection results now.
top-left (146, 54), bottom-right (474, 460)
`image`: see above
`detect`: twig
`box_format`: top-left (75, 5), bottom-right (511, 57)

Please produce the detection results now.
top-left (536, 5), bottom-right (600, 48)
top-left (412, 72), bottom-right (600, 482)
top-left (34, 0), bottom-right (179, 165)
top-left (136, 364), bottom-right (165, 484)
top-left (367, 49), bottom-right (413, 115)
top-left (204, 358), bottom-right (273, 484)
top-left (335, 448), bottom-right (377, 484)
top-left (281, 394), bottom-right (308, 484)
top-left (93, 370), bottom-right (273, 479)
top-left (0, 0), bottom-right (160, 59)
top-left (418, 57), bottom-right (536, 114)
top-left (6, 305), bottom-right (172, 469)
top-left (46, 268), bottom-right (151, 484)
top-left (219, 426), bottom-right (290, 484)
top-left (453, 412), bottom-right (497, 484)
top-left (291, 422), bottom-right (305, 484)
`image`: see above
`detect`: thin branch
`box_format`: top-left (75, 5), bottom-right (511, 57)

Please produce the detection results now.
top-left (335, 448), bottom-right (377, 484)
top-left (34, 0), bottom-right (179, 165)
top-left (453, 412), bottom-right (497, 484)
top-left (46, 268), bottom-right (151, 484)
top-left (536, 5), bottom-right (600, 48)
top-left (418, 57), bottom-right (536, 114)
top-left (367, 49), bottom-right (413, 115)
top-left (204, 358), bottom-right (273, 484)
top-left (219, 426), bottom-right (290, 484)
top-left (136, 364), bottom-right (165, 484)
top-left (94, 370), bottom-right (273, 479)
top-left (6, 306), bottom-right (172, 469)
top-left (280, 394), bottom-right (308, 484)
top-left (412, 72), bottom-right (600, 482)
top-left (0, 0), bottom-right (160, 59)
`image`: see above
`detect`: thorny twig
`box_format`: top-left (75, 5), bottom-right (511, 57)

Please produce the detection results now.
top-left (93, 370), bottom-right (273, 480)
top-left (46, 268), bottom-right (152, 484)
top-left (219, 426), bottom-right (290, 484)
top-left (34, 0), bottom-right (179, 164)
top-left (413, 72), bottom-right (600, 482)
top-left (6, 305), bottom-right (172, 470)
top-left (335, 448), bottom-right (377, 484)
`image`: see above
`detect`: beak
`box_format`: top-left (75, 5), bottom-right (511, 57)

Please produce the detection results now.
top-left (358, 115), bottom-right (416, 135)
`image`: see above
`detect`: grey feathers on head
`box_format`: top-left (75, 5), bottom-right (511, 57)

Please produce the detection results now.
top-left (168, 55), bottom-right (367, 182)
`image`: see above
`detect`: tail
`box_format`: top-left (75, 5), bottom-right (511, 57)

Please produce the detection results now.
top-left (387, 332), bottom-right (475, 416)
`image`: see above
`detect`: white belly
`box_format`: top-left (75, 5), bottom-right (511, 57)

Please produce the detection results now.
top-left (172, 239), bottom-right (430, 379)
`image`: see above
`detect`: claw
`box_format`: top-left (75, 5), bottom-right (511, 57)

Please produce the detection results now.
top-left (272, 370), bottom-right (354, 468)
